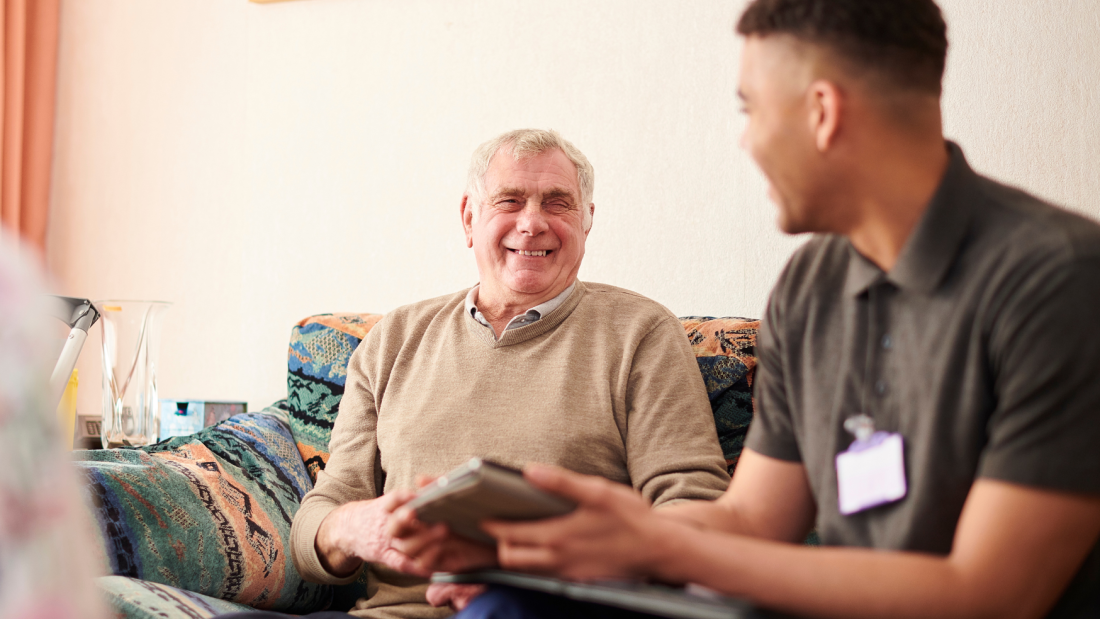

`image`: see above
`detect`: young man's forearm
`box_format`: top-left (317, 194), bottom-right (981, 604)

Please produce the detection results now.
top-left (647, 480), bottom-right (1100, 619)
top-left (657, 449), bottom-right (816, 543)
top-left (652, 525), bottom-right (986, 619)
top-left (492, 461), bottom-right (1097, 619)
top-left (656, 499), bottom-right (744, 532)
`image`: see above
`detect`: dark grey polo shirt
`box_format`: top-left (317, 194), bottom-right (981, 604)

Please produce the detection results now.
top-left (746, 143), bottom-right (1100, 617)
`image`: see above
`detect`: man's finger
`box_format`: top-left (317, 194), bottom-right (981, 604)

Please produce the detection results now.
top-left (451, 584), bottom-right (487, 611)
top-left (425, 582), bottom-right (457, 608)
top-left (388, 505), bottom-right (437, 539)
top-left (392, 522), bottom-right (448, 557)
top-left (414, 540), bottom-right (444, 572)
top-left (386, 506), bottom-right (419, 537)
top-left (379, 547), bottom-right (430, 577)
top-left (378, 489), bottom-right (418, 513)
top-left (482, 511), bottom-right (577, 545)
top-left (425, 582), bottom-right (487, 610)
top-left (497, 541), bottom-right (562, 572)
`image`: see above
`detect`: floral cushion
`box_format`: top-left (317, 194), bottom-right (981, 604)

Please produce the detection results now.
top-left (680, 317), bottom-right (760, 474)
top-left (286, 313), bottom-right (384, 482)
top-left (76, 408), bottom-right (330, 612)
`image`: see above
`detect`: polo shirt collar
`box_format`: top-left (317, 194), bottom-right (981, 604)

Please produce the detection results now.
top-left (844, 141), bottom-right (978, 296)
top-left (843, 247), bottom-right (885, 296)
top-left (465, 281), bottom-right (577, 331)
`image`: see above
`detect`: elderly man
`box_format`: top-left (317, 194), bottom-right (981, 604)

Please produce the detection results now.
top-left (287, 129), bottom-right (730, 618)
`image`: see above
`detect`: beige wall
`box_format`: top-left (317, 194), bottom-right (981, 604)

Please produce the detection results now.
top-left (46, 0), bottom-right (1100, 419)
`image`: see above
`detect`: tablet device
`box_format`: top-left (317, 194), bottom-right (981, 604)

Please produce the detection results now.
top-left (405, 458), bottom-right (576, 544)
top-left (432, 570), bottom-right (760, 619)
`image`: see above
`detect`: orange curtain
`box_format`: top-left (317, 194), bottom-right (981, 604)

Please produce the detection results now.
top-left (0, 0), bottom-right (60, 254)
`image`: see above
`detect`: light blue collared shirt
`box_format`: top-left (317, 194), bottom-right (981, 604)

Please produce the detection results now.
top-left (465, 281), bottom-right (577, 339)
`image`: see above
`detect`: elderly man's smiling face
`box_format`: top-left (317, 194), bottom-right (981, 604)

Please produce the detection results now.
top-left (462, 146), bottom-right (591, 311)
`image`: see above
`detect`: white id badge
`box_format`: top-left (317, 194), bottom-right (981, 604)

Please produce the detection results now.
top-left (836, 431), bottom-right (907, 515)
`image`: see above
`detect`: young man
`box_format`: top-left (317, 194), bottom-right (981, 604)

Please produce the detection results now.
top-left (443, 1), bottom-right (1100, 617)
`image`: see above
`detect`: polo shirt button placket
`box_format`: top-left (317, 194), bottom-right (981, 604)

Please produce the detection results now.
top-left (877, 318), bottom-right (894, 397)
top-left (876, 333), bottom-right (892, 397)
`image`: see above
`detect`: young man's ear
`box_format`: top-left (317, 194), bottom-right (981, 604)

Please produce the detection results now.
top-left (808, 79), bottom-right (842, 152)
top-left (460, 194), bottom-right (475, 248)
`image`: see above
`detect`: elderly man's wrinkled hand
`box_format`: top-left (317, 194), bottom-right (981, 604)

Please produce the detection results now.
top-left (387, 505), bottom-right (499, 574)
top-left (482, 463), bottom-right (661, 582)
top-left (318, 490), bottom-right (427, 577)
top-left (425, 582), bottom-right (488, 611)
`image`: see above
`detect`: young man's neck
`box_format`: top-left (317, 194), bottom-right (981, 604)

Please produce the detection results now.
top-left (840, 129), bottom-right (950, 272)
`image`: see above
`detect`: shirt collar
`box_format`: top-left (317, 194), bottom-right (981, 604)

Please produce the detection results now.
top-left (845, 141), bottom-right (979, 296)
top-left (465, 281), bottom-right (577, 330)
top-left (843, 246), bottom-right (886, 296)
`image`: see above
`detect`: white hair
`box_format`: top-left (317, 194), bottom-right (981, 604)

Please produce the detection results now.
top-left (466, 129), bottom-right (594, 231)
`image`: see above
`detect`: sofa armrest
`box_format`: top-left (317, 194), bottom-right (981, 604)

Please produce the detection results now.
top-left (76, 408), bottom-right (332, 612)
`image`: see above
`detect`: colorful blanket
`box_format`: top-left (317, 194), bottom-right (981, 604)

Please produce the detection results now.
top-left (76, 408), bottom-right (331, 612)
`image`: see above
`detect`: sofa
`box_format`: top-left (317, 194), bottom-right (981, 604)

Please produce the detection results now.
top-left (75, 312), bottom-right (761, 618)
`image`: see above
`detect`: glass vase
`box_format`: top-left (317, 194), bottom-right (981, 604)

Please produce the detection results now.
top-left (97, 300), bottom-right (171, 448)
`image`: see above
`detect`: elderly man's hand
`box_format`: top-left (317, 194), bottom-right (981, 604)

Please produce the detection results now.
top-left (425, 582), bottom-right (488, 611)
top-left (387, 504), bottom-right (499, 575)
top-left (481, 463), bottom-right (661, 581)
top-left (315, 490), bottom-right (427, 577)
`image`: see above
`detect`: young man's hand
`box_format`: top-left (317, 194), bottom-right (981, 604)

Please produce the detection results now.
top-left (482, 463), bottom-right (665, 581)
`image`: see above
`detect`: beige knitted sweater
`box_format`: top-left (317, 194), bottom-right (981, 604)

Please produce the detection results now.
top-left (290, 281), bottom-right (730, 618)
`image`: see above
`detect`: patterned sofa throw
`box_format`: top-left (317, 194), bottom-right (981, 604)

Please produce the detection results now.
top-left (75, 409), bottom-right (330, 612)
top-left (285, 312), bottom-right (759, 480)
top-left (98, 576), bottom-right (253, 619)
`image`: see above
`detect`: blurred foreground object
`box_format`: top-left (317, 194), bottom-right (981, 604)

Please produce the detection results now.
top-left (0, 232), bottom-right (106, 619)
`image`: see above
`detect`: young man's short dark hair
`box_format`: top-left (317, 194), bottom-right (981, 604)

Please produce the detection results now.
top-left (737, 0), bottom-right (948, 96)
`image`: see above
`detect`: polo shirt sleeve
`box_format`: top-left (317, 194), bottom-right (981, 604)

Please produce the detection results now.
top-left (744, 284), bottom-right (803, 463)
top-left (979, 253), bottom-right (1100, 494)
